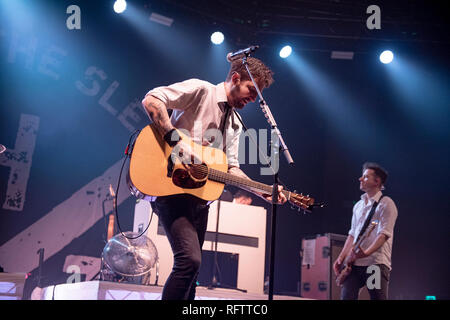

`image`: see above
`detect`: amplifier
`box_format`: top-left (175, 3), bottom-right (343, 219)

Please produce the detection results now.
top-left (300, 233), bottom-right (370, 300)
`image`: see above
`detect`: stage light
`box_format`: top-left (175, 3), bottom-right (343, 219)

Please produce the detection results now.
top-left (380, 50), bottom-right (394, 64)
top-left (113, 0), bottom-right (127, 14)
top-left (279, 46), bottom-right (292, 58)
top-left (211, 32), bottom-right (224, 45)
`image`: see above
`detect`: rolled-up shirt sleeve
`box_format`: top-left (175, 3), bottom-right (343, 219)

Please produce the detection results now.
top-left (348, 204), bottom-right (359, 238)
top-left (146, 79), bottom-right (207, 111)
top-left (376, 197), bottom-right (398, 239)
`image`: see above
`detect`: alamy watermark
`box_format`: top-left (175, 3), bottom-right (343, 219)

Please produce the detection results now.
top-left (168, 121), bottom-right (280, 175)
top-left (366, 264), bottom-right (381, 290)
top-left (66, 5), bottom-right (81, 30)
top-left (366, 5), bottom-right (381, 30)
top-left (66, 264), bottom-right (81, 283)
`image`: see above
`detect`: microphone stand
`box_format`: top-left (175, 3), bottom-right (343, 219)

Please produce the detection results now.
top-left (36, 248), bottom-right (45, 288)
top-left (241, 54), bottom-right (294, 300)
top-left (208, 200), bottom-right (221, 289)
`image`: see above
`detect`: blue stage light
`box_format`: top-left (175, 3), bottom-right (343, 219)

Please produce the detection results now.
top-left (380, 50), bottom-right (394, 64)
top-left (279, 46), bottom-right (292, 58)
top-left (113, 0), bottom-right (127, 14)
top-left (211, 32), bottom-right (224, 45)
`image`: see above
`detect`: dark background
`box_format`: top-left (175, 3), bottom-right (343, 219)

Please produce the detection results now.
top-left (0, 0), bottom-right (448, 299)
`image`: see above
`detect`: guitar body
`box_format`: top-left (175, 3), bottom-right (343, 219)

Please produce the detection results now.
top-left (336, 261), bottom-right (353, 287)
top-left (128, 124), bottom-right (228, 201)
top-left (335, 220), bottom-right (379, 287)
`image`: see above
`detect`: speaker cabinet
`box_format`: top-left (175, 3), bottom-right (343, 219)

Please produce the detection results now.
top-left (300, 233), bottom-right (371, 300)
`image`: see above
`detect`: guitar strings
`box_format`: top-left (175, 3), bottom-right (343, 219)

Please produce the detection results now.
top-left (186, 164), bottom-right (311, 207)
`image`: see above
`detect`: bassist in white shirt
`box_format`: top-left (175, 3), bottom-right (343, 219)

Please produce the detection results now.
top-left (333, 162), bottom-right (398, 300)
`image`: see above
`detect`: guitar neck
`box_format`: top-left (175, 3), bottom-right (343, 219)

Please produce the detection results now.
top-left (343, 224), bottom-right (376, 266)
top-left (208, 168), bottom-right (289, 198)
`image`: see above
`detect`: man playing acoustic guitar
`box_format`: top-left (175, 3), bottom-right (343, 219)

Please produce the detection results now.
top-left (333, 162), bottom-right (398, 300)
top-left (141, 57), bottom-right (287, 300)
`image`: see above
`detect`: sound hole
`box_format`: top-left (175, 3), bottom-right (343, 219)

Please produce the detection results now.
top-left (172, 167), bottom-right (207, 189)
top-left (189, 164), bottom-right (208, 180)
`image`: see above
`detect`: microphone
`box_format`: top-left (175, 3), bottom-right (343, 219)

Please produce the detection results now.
top-left (0, 144), bottom-right (6, 154)
top-left (226, 45), bottom-right (259, 62)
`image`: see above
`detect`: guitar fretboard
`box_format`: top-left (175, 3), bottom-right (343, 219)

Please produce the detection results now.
top-left (208, 168), bottom-right (289, 197)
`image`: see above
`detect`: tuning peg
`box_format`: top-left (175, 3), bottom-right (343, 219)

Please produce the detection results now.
top-left (299, 207), bottom-right (309, 215)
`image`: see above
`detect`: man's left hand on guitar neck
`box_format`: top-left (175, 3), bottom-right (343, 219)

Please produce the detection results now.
top-left (261, 185), bottom-right (287, 205)
top-left (228, 166), bottom-right (287, 204)
top-left (349, 233), bottom-right (389, 264)
top-left (348, 248), bottom-right (369, 264)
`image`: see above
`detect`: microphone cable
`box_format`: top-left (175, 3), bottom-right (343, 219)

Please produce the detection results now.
top-left (113, 129), bottom-right (154, 240)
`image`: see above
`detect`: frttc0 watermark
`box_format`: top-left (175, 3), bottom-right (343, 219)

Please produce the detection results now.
top-left (181, 304), bottom-right (268, 317)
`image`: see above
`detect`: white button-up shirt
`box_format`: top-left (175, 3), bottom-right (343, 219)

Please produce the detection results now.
top-left (348, 191), bottom-right (398, 270)
top-left (145, 79), bottom-right (242, 168)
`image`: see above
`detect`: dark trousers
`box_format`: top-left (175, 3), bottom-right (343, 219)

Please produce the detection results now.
top-left (151, 194), bottom-right (209, 300)
top-left (340, 264), bottom-right (391, 300)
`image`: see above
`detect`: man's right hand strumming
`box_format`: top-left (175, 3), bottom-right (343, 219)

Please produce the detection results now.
top-left (333, 235), bottom-right (355, 275)
top-left (171, 139), bottom-right (203, 166)
top-left (333, 257), bottom-right (343, 276)
top-left (141, 95), bottom-right (201, 165)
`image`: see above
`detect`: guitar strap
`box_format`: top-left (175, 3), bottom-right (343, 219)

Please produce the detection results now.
top-left (219, 103), bottom-right (232, 148)
top-left (356, 195), bottom-right (385, 242)
top-left (219, 103), bottom-right (232, 133)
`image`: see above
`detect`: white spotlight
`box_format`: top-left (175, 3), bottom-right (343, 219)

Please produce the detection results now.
top-left (211, 32), bottom-right (224, 45)
top-left (380, 50), bottom-right (394, 64)
top-left (279, 45), bottom-right (292, 58)
top-left (113, 0), bottom-right (127, 14)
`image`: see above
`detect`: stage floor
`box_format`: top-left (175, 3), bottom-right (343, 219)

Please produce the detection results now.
top-left (32, 280), bottom-right (307, 300)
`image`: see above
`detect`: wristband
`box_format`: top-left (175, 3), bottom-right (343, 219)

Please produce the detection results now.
top-left (164, 129), bottom-right (182, 147)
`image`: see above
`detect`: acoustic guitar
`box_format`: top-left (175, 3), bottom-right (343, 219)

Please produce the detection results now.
top-left (335, 220), bottom-right (379, 286)
top-left (127, 124), bottom-right (315, 211)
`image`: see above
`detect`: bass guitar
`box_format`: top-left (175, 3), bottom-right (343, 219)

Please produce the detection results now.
top-left (335, 220), bottom-right (379, 286)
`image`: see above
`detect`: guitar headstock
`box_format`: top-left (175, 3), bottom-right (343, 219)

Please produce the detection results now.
top-left (288, 192), bottom-right (315, 212)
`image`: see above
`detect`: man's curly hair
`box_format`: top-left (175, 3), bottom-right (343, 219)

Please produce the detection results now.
top-left (226, 56), bottom-right (274, 89)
